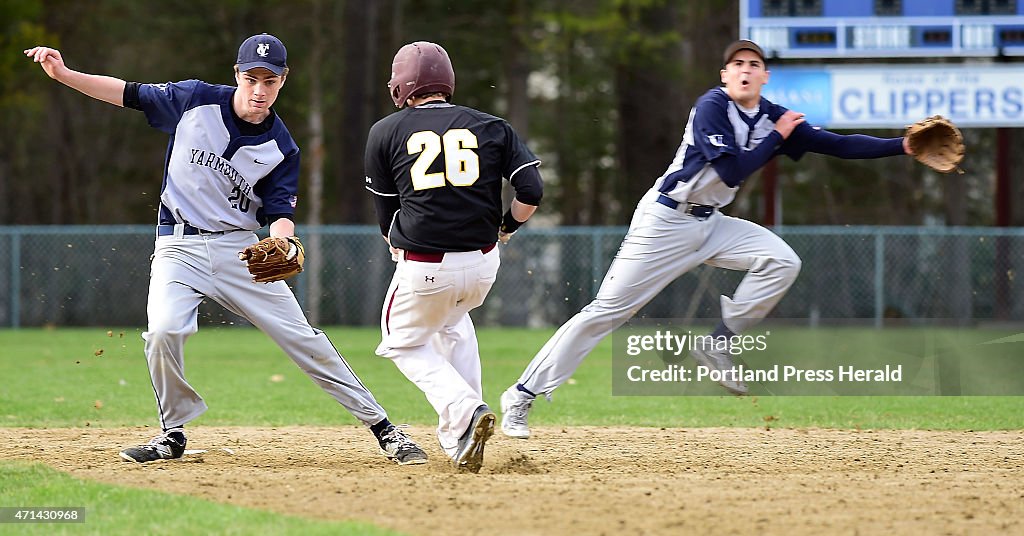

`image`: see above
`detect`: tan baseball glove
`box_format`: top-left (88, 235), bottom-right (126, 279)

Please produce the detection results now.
top-left (238, 236), bottom-right (305, 283)
top-left (905, 115), bottom-right (965, 174)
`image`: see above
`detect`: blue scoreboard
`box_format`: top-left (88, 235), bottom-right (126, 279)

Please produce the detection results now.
top-left (741, 0), bottom-right (1024, 58)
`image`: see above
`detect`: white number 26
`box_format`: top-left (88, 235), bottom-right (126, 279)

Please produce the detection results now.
top-left (407, 129), bottom-right (480, 190)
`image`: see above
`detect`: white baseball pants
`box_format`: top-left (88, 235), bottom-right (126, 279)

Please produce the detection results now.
top-left (517, 190), bottom-right (801, 396)
top-left (375, 247), bottom-right (499, 458)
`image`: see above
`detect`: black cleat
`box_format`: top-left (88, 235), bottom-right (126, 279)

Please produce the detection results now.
top-left (378, 425), bottom-right (428, 465)
top-left (119, 430), bottom-right (186, 463)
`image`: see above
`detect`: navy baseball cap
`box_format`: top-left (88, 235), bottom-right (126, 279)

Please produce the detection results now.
top-left (236, 33), bottom-right (287, 75)
top-left (723, 39), bottom-right (766, 65)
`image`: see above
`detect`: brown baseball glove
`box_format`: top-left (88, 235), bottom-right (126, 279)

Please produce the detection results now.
top-left (238, 236), bottom-right (305, 283)
top-left (905, 115), bottom-right (965, 174)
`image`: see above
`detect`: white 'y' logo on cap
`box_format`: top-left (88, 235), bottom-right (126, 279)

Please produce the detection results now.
top-left (257, 43), bottom-right (270, 57)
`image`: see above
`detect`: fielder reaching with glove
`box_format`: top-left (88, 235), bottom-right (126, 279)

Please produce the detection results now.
top-left (500, 40), bottom-right (947, 438)
top-left (25, 34), bottom-right (428, 465)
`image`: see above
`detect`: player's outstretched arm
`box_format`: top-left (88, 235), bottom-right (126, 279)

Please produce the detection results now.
top-left (792, 126), bottom-right (907, 160)
top-left (24, 46), bottom-right (126, 107)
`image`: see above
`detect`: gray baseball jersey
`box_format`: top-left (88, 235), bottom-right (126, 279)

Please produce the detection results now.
top-left (129, 79), bottom-right (388, 428)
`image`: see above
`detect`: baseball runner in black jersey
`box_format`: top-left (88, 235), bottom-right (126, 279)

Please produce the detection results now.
top-left (365, 42), bottom-right (543, 472)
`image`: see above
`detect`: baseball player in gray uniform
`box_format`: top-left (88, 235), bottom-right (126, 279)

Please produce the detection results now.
top-left (25, 34), bottom-right (428, 465)
top-left (500, 40), bottom-right (913, 438)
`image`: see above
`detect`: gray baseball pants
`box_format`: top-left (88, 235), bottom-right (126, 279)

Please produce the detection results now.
top-left (517, 190), bottom-right (801, 396)
top-left (143, 228), bottom-right (387, 429)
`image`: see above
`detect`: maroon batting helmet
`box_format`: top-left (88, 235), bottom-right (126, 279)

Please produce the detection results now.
top-left (388, 41), bottom-right (455, 108)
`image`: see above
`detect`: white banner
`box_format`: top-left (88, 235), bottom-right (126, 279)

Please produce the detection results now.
top-left (765, 65), bottom-right (1024, 128)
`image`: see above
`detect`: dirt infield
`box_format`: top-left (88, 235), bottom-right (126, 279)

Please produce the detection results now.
top-left (1, 426), bottom-right (1021, 535)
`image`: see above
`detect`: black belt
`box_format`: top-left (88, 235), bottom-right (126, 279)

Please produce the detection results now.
top-left (157, 224), bottom-right (226, 237)
top-left (656, 194), bottom-right (716, 219)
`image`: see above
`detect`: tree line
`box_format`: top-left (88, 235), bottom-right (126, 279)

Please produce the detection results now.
top-left (2, 0), bottom-right (1019, 228)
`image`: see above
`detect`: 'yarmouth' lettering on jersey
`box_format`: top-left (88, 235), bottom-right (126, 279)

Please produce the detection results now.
top-left (187, 149), bottom-right (251, 198)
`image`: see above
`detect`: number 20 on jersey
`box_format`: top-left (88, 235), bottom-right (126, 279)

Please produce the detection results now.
top-left (407, 129), bottom-right (480, 190)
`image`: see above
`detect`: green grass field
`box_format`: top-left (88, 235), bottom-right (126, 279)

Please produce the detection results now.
top-left (1, 326), bottom-right (1021, 535)
top-left (0, 461), bottom-right (400, 535)
top-left (1, 326), bottom-right (1021, 431)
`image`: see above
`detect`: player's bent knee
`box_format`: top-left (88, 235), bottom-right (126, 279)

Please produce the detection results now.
top-left (783, 254), bottom-right (802, 273)
top-left (776, 255), bottom-right (802, 283)
top-left (583, 299), bottom-right (631, 317)
top-left (144, 325), bottom-right (197, 347)
top-left (580, 300), bottom-right (636, 329)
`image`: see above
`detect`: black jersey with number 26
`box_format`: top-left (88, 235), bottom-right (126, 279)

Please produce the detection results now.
top-left (364, 102), bottom-right (540, 253)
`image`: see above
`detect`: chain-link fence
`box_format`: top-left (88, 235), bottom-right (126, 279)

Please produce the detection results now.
top-left (1, 225), bottom-right (1022, 328)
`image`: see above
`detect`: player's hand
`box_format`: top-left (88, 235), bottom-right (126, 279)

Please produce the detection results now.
top-left (498, 231), bottom-right (514, 245)
top-left (24, 46), bottom-right (67, 80)
top-left (902, 136), bottom-right (913, 155)
top-left (774, 110), bottom-right (806, 139)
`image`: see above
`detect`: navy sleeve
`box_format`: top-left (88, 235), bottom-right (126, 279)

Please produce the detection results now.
top-left (709, 131), bottom-right (784, 188)
top-left (692, 98), bottom-right (740, 161)
top-left (786, 124), bottom-right (906, 159)
top-left (762, 101), bottom-right (808, 161)
top-left (256, 148), bottom-right (300, 217)
top-left (136, 80), bottom-right (200, 134)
